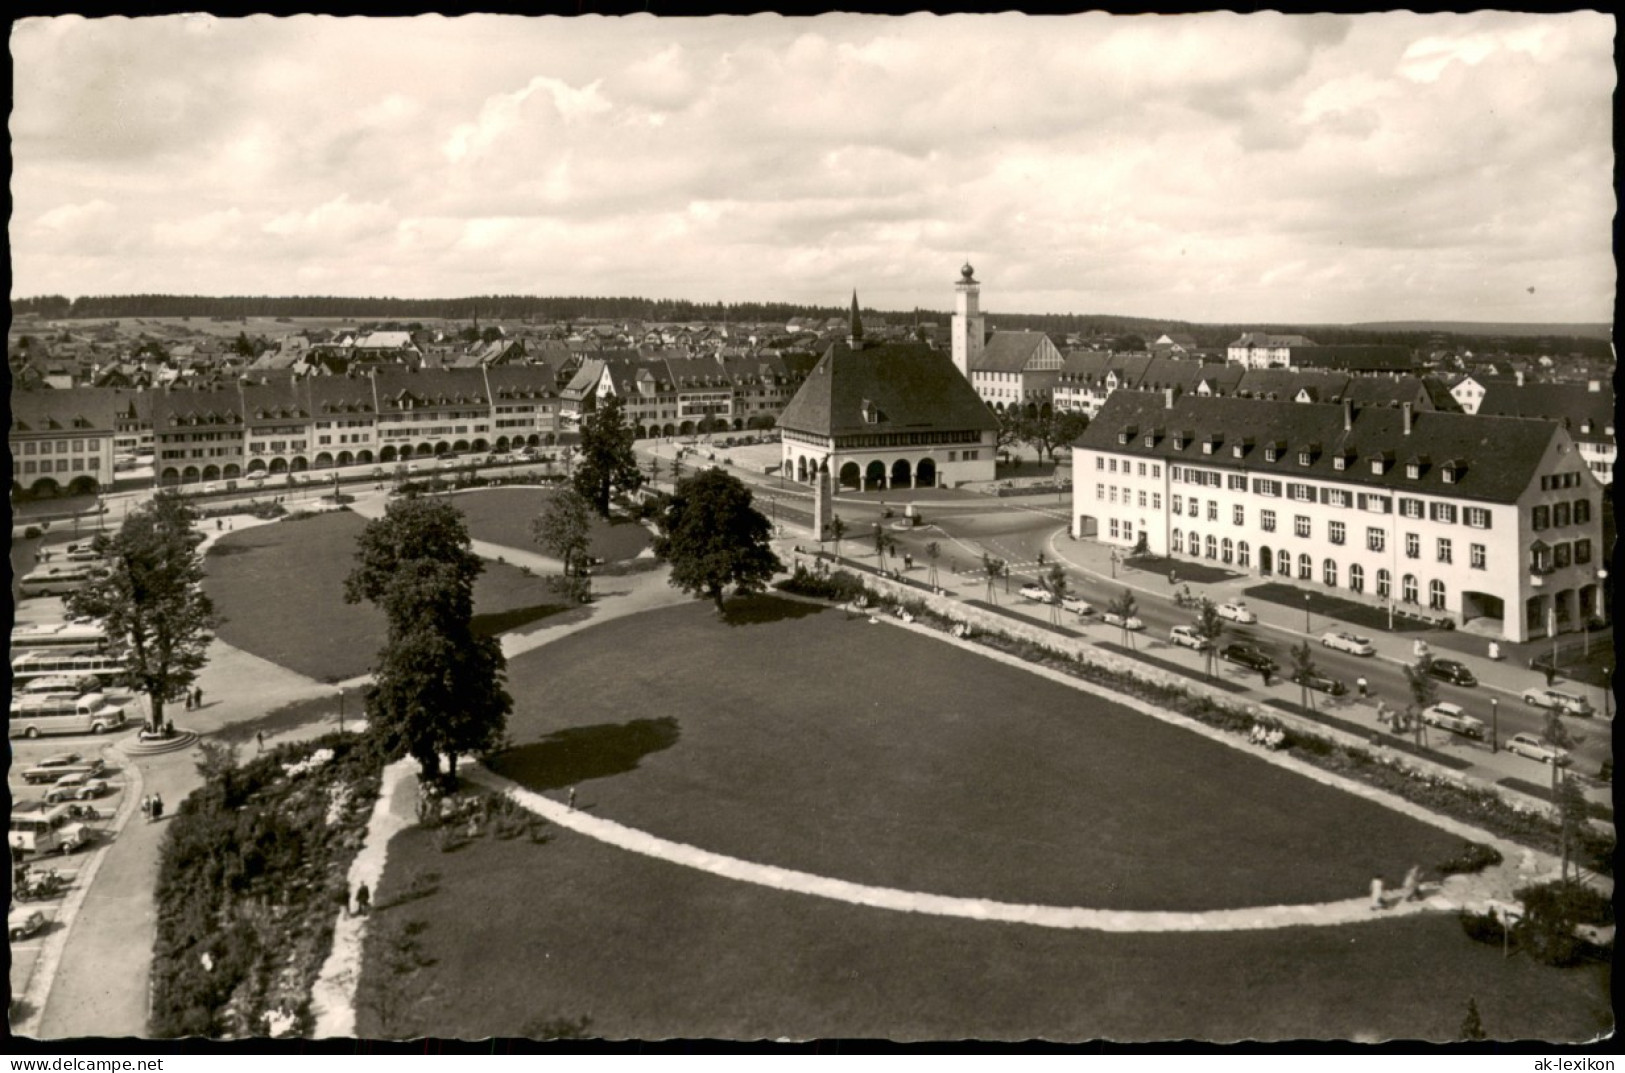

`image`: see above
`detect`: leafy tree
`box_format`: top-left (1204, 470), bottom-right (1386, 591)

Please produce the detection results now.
top-left (646, 452), bottom-right (661, 486)
top-left (531, 488), bottom-right (593, 579)
top-left (873, 523), bottom-right (896, 573)
top-left (232, 331), bottom-right (255, 357)
top-left (1193, 597), bottom-right (1225, 679)
top-left (1044, 562), bottom-right (1068, 624)
top-left (67, 492), bottom-right (215, 732)
top-left (995, 410), bottom-right (1028, 458)
top-left (653, 469), bottom-right (783, 614)
top-left (573, 395), bottom-right (643, 516)
top-left (1108, 588), bottom-right (1138, 648)
top-left (345, 496), bottom-right (511, 785)
top-left (925, 541), bottom-right (941, 590)
top-left (829, 515), bottom-right (847, 562)
top-left (982, 553), bottom-right (1006, 603)
top-left (1403, 652), bottom-right (1439, 748)
top-left (1290, 639), bottom-right (1320, 711)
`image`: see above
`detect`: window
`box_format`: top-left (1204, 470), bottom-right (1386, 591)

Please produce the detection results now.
top-left (1361, 494), bottom-right (1391, 514)
top-left (1109, 458), bottom-right (1118, 472)
top-left (1097, 484), bottom-right (1105, 501)
top-left (1429, 503), bottom-right (1457, 524)
top-left (1171, 529), bottom-right (1183, 553)
top-left (1292, 483), bottom-right (1315, 503)
top-left (1350, 563), bottom-right (1365, 593)
top-left (1138, 490), bottom-right (1147, 508)
top-left (1123, 522), bottom-right (1134, 542)
top-left (1465, 507), bottom-right (1491, 529)
top-left (1237, 541), bottom-right (1250, 568)
top-left (1405, 533), bottom-right (1420, 558)
top-left (1110, 519), bottom-right (1120, 538)
top-left (1254, 479), bottom-right (1281, 497)
top-left (1377, 568), bottom-right (1392, 599)
top-left (1575, 499), bottom-right (1591, 524)
top-left (1172, 496), bottom-right (1183, 515)
top-left (1298, 553), bottom-right (1313, 580)
top-left (1233, 505), bottom-right (1244, 526)
top-left (1261, 510), bottom-right (1276, 533)
top-left (1228, 475), bottom-right (1246, 491)
top-left (1151, 465), bottom-right (1161, 479)
top-left (1470, 543), bottom-right (1486, 570)
top-left (1188, 496), bottom-right (1199, 515)
top-left (1205, 535), bottom-right (1217, 560)
top-left (1575, 538), bottom-right (1592, 564)
top-left (1400, 498), bottom-right (1423, 519)
top-left (1406, 463), bottom-right (1421, 479)
top-left (1532, 505), bottom-right (1550, 530)
top-left (1554, 542), bottom-right (1571, 569)
top-left (1298, 451), bottom-right (1312, 466)
top-left (1187, 531), bottom-right (1199, 556)
top-left (1264, 447), bottom-right (1279, 462)
top-left (1110, 488), bottom-right (1118, 503)
top-left (1207, 501), bottom-right (1217, 521)
top-left (1437, 538), bottom-right (1452, 563)
top-left (1329, 521), bottom-right (1346, 545)
top-left (1294, 516), bottom-right (1311, 538)
top-left (1323, 559), bottom-right (1338, 586)
top-left (1222, 537), bottom-right (1234, 563)
top-left (1367, 528), bottom-right (1386, 552)
top-left (1325, 489), bottom-right (1352, 508)
top-left (1138, 462), bottom-right (1147, 477)
top-left (1402, 574), bottom-right (1418, 604)
top-left (1553, 503), bottom-right (1571, 528)
top-left (1428, 579), bottom-right (1446, 611)
top-left (1096, 457), bottom-right (1104, 470)
top-left (1152, 493), bottom-right (1161, 510)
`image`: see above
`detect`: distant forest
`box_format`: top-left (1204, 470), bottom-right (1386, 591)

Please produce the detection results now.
top-left (11, 293), bottom-right (1612, 360)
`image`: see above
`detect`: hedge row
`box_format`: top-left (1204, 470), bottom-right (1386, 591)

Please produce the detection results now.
top-left (779, 567), bottom-right (1614, 876)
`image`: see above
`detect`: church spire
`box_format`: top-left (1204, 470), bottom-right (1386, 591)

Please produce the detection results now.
top-left (848, 290), bottom-right (864, 348)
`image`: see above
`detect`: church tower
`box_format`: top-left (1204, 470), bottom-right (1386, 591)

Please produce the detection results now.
top-left (847, 290), bottom-right (865, 349)
top-left (951, 262), bottom-right (984, 381)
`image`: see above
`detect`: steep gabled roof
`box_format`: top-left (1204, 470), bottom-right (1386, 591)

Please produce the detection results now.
top-left (973, 331), bottom-right (1053, 373)
top-left (10, 387), bottom-right (123, 434)
top-left (779, 342), bottom-right (998, 438)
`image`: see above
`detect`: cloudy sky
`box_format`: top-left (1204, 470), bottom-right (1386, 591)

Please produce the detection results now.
top-left (10, 12), bottom-right (1616, 324)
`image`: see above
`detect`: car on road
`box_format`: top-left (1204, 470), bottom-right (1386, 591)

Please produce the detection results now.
top-left (1101, 611), bottom-right (1145, 631)
top-left (9, 908), bottom-right (46, 942)
top-left (1425, 658), bottom-right (1478, 687)
top-left (1168, 625), bottom-right (1208, 651)
top-left (1420, 702), bottom-right (1486, 739)
top-left (1521, 688), bottom-right (1595, 718)
top-left (1320, 630), bottom-right (1376, 656)
top-left (1506, 733), bottom-right (1571, 766)
top-left (1215, 601), bottom-right (1257, 624)
top-left (1221, 643), bottom-right (1277, 674)
top-left (1290, 669), bottom-right (1347, 696)
top-left (44, 772), bottom-right (107, 804)
top-left (1060, 595), bottom-right (1093, 615)
top-left (1018, 583), bottom-right (1055, 604)
top-left (21, 754), bottom-right (104, 785)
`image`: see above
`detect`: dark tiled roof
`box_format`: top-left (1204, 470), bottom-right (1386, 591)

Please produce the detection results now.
top-left (10, 387), bottom-right (124, 434)
top-left (1477, 382), bottom-right (1615, 442)
top-left (1289, 345), bottom-right (1413, 372)
top-left (780, 341), bottom-right (998, 437)
top-left (1074, 391), bottom-right (1563, 505)
top-left (973, 331), bottom-right (1053, 373)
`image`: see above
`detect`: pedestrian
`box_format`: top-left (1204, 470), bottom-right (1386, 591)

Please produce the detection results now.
top-left (256, 730), bottom-right (266, 753)
top-left (355, 882), bottom-right (370, 917)
top-left (567, 787), bottom-right (577, 810)
top-left (150, 793), bottom-right (163, 822)
top-left (194, 686), bottom-right (204, 708)
top-left (1544, 666), bottom-right (1556, 688)
top-left (184, 691), bottom-right (194, 711)
top-left (217, 519), bottom-right (224, 531)
top-left (1356, 676), bottom-right (1368, 698)
top-left (141, 795), bottom-right (152, 821)
top-left (1261, 668), bottom-right (1272, 688)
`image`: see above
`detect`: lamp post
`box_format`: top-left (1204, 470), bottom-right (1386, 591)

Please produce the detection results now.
top-left (1490, 697), bottom-right (1498, 753)
top-left (1304, 592), bottom-right (1312, 635)
top-left (337, 686), bottom-right (345, 734)
top-left (1110, 550), bottom-right (1119, 579)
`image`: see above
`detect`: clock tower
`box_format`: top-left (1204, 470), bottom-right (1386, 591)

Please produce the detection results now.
top-left (951, 261), bottom-right (984, 381)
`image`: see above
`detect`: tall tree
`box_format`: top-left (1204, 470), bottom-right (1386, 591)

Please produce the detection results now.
top-left (829, 515), bottom-right (847, 563)
top-left (67, 492), bottom-right (215, 732)
top-left (345, 496), bottom-right (511, 784)
top-left (925, 541), bottom-right (942, 590)
top-left (873, 523), bottom-right (896, 574)
top-left (1290, 639), bottom-right (1320, 712)
top-left (982, 553), bottom-right (1006, 603)
top-left (573, 395), bottom-right (643, 516)
top-left (1044, 562), bottom-right (1068, 624)
top-left (531, 488), bottom-right (593, 579)
top-left (1108, 587), bottom-right (1139, 648)
top-left (653, 469), bottom-right (783, 614)
top-left (1193, 597), bottom-right (1225, 679)
top-left (1403, 652), bottom-right (1439, 748)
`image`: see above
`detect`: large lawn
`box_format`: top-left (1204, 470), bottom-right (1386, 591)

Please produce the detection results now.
top-left (449, 487), bottom-right (652, 562)
top-left (358, 820), bottom-right (1612, 1041)
top-left (204, 510), bottom-right (573, 682)
top-left (488, 596), bottom-right (1465, 912)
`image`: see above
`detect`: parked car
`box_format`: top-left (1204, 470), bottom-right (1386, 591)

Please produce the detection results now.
top-left (22, 755), bottom-right (104, 785)
top-left (1101, 611), bottom-right (1145, 631)
top-left (1522, 688), bottom-right (1595, 718)
top-left (1420, 702), bottom-right (1486, 739)
top-left (1019, 583), bottom-right (1055, 604)
top-left (1320, 630), bottom-right (1375, 656)
top-left (44, 772), bottom-right (100, 804)
top-left (1168, 625), bottom-right (1208, 651)
top-left (1060, 595), bottom-right (1093, 615)
top-left (1425, 659), bottom-right (1478, 687)
top-left (9, 908), bottom-right (46, 942)
top-left (1291, 670), bottom-right (1347, 696)
top-left (1216, 601), bottom-right (1257, 624)
top-left (1506, 732), bottom-right (1571, 766)
top-left (1221, 644), bottom-right (1277, 673)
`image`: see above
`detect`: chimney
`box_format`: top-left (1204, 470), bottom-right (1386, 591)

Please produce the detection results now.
top-left (1515, 370), bottom-right (1525, 387)
top-left (1164, 387), bottom-right (1175, 410)
top-left (1343, 398), bottom-right (1353, 431)
top-left (1589, 379), bottom-right (1601, 393)
top-left (1402, 401), bottom-right (1413, 435)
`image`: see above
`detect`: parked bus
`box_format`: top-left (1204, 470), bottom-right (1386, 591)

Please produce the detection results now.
top-left (9, 622), bottom-right (108, 650)
top-left (9, 803), bottom-right (90, 856)
top-left (9, 692), bottom-right (128, 738)
top-left (11, 649), bottom-right (124, 683)
top-left (15, 674), bottom-right (106, 697)
top-left (17, 564), bottom-right (104, 599)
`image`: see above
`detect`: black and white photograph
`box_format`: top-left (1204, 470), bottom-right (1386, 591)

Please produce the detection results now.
top-left (7, 10), bottom-right (1615, 1047)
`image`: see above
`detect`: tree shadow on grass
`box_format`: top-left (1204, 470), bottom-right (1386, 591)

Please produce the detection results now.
top-left (471, 602), bottom-right (577, 637)
top-left (489, 717), bottom-right (680, 791)
top-left (720, 593), bottom-right (826, 626)
top-left (204, 543), bottom-right (255, 557)
top-left (213, 693), bottom-right (343, 744)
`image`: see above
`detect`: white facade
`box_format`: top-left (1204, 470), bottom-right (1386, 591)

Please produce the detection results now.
top-left (950, 263), bottom-right (985, 381)
top-left (782, 426), bottom-right (995, 492)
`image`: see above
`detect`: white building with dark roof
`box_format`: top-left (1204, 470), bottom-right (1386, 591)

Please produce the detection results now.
top-left (968, 330), bottom-right (1065, 415)
top-left (1072, 391), bottom-right (1604, 643)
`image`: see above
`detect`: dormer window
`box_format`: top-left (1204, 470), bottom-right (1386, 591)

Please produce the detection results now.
top-left (1334, 456), bottom-right (1346, 471)
top-left (1406, 463), bottom-right (1420, 479)
top-left (1298, 451), bottom-right (1311, 466)
top-left (1172, 434), bottom-right (1185, 450)
top-left (1264, 447), bottom-right (1278, 462)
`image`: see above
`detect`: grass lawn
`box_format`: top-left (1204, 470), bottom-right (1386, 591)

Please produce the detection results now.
top-left (1127, 554), bottom-right (1239, 585)
top-left (1244, 582), bottom-right (1431, 635)
top-left (488, 595), bottom-right (1469, 912)
top-left (447, 487), bottom-right (652, 562)
top-left (358, 819), bottom-right (1613, 1041)
top-left (203, 510), bottom-right (574, 682)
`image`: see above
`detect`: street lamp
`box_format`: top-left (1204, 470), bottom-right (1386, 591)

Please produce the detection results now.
top-left (1110, 550), bottom-right (1119, 579)
top-left (337, 686), bottom-right (345, 734)
top-left (1490, 697), bottom-right (1498, 753)
top-left (1304, 592), bottom-right (1312, 634)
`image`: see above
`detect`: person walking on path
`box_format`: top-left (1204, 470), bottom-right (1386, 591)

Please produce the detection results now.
top-left (256, 730), bottom-right (266, 753)
top-left (567, 787), bottom-right (577, 810)
top-left (150, 793), bottom-right (163, 822)
top-left (353, 882), bottom-right (370, 917)
top-left (193, 686), bottom-right (205, 708)
top-left (1261, 667), bottom-right (1272, 688)
top-left (1357, 675), bottom-right (1369, 698)
top-left (141, 795), bottom-right (152, 822)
